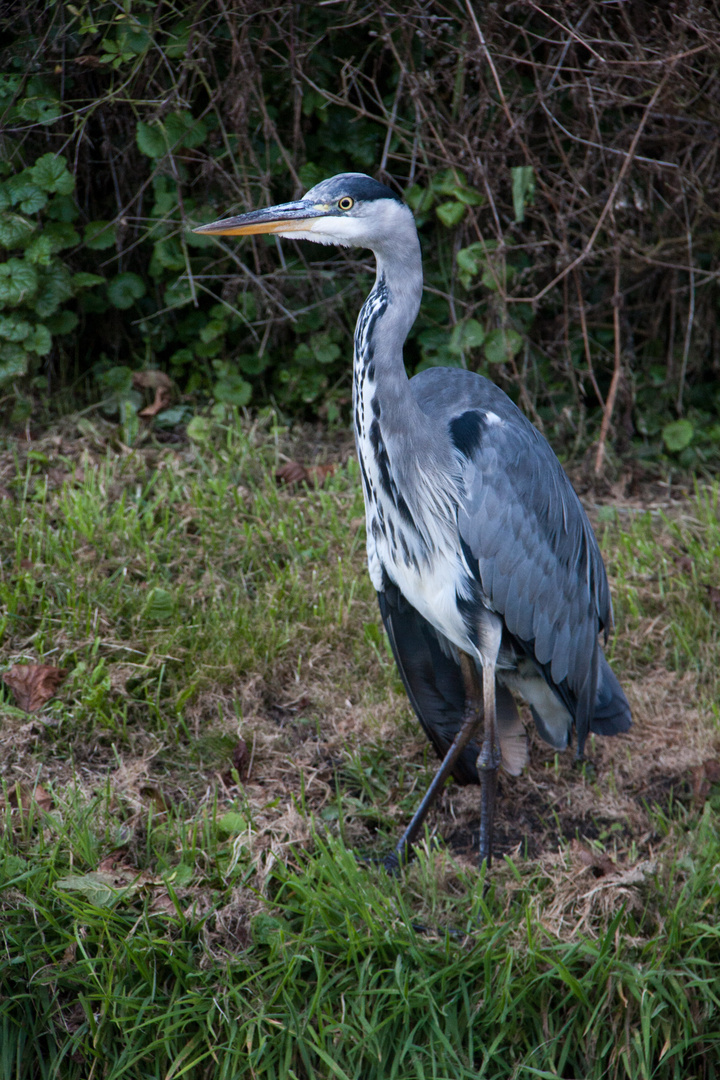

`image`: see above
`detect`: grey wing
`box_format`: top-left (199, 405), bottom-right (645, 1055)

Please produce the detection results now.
top-left (410, 368), bottom-right (626, 753)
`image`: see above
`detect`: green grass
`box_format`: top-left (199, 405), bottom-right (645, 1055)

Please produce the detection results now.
top-left (1, 413), bottom-right (719, 1079)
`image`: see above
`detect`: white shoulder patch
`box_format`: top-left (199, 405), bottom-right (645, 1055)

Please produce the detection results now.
top-left (484, 411), bottom-right (503, 426)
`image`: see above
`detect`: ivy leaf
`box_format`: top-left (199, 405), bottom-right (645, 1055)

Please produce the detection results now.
top-left (45, 310), bottom-right (78, 335)
top-left (107, 272), bottom-right (146, 309)
top-left (165, 111), bottom-right (206, 150)
top-left (31, 154), bottom-right (75, 195)
top-left (26, 324), bottom-right (52, 356)
top-left (44, 222), bottom-right (80, 252)
top-left (19, 187), bottom-right (48, 214)
top-left (662, 419), bottom-right (694, 453)
top-left (84, 221), bottom-right (116, 250)
top-left (483, 328), bottom-right (524, 365)
top-left (47, 194), bottom-right (79, 223)
top-left (0, 341), bottom-right (29, 383)
top-left (136, 121), bottom-right (166, 158)
top-left (25, 234), bottom-right (55, 266)
top-left (0, 259), bottom-right (39, 307)
top-left (163, 278), bottom-right (193, 308)
top-left (436, 201), bottom-right (466, 227)
top-left (72, 271), bottom-right (105, 289)
top-left (34, 263), bottom-right (73, 317)
top-left (17, 96), bottom-right (61, 126)
top-left (213, 374), bottom-right (252, 407)
top-left (450, 319), bottom-right (485, 355)
top-left (0, 214), bottom-right (34, 248)
top-left (0, 314), bottom-right (32, 341)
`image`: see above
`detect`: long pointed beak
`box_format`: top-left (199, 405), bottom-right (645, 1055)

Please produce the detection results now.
top-left (193, 199), bottom-right (331, 237)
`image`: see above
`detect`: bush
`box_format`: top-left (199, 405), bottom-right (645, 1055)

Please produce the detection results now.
top-left (1, 1), bottom-right (719, 464)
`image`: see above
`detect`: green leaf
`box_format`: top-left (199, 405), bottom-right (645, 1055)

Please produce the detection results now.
top-left (31, 154), bottom-right (75, 195)
top-left (0, 315), bottom-right (32, 341)
top-left (19, 187), bottom-right (48, 215)
top-left (72, 271), bottom-right (105, 289)
top-left (436, 201), bottom-right (466, 227)
top-left (34, 263), bottom-right (73, 317)
top-left (166, 19), bottom-right (192, 59)
top-left (26, 324), bottom-right (52, 355)
top-left (450, 318), bottom-right (485, 354)
top-left (483, 328), bottom-right (524, 365)
top-left (405, 184), bottom-right (434, 215)
top-left (84, 221), bottom-right (116, 250)
top-left (164, 278), bottom-right (193, 308)
top-left (17, 96), bottom-right (62, 126)
top-left (54, 872), bottom-right (120, 907)
top-left (143, 587), bottom-right (175, 623)
top-left (199, 318), bottom-right (227, 345)
top-left (136, 121), bottom-right (166, 159)
top-left (0, 258), bottom-right (39, 307)
top-left (186, 415), bottom-right (212, 442)
top-left (0, 341), bottom-right (29, 383)
top-left (98, 365), bottom-right (134, 395)
top-left (662, 419), bottom-right (694, 453)
top-left (511, 165), bottom-right (535, 224)
top-left (213, 374), bottom-right (252, 407)
top-left (25, 234), bottom-right (55, 266)
top-left (0, 214), bottom-right (34, 248)
top-left (45, 310), bottom-right (78, 335)
top-left (43, 222), bottom-right (80, 253)
top-left (107, 272), bottom-right (146, 309)
top-left (47, 194), bottom-right (79, 223)
top-left (165, 111), bottom-right (207, 150)
top-left (310, 332), bottom-right (341, 365)
top-left (151, 237), bottom-right (185, 273)
top-left (217, 812), bottom-right (248, 835)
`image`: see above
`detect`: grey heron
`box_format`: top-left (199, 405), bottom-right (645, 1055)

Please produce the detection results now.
top-left (194, 173), bottom-right (632, 869)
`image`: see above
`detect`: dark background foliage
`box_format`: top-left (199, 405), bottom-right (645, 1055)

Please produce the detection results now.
top-left (1, 0), bottom-right (719, 467)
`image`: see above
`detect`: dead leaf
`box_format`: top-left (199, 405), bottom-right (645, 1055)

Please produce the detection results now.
top-left (149, 890), bottom-right (177, 916)
top-left (3, 782), bottom-right (53, 813)
top-left (233, 737), bottom-right (249, 776)
top-left (276, 461), bottom-right (335, 488)
top-left (672, 554), bottom-right (694, 576)
top-left (691, 758), bottom-right (720, 806)
top-left (570, 839), bottom-right (616, 877)
top-left (139, 784), bottom-right (171, 814)
top-left (705, 585), bottom-right (720, 614)
top-left (133, 370), bottom-right (173, 417)
top-left (3, 663), bottom-right (67, 712)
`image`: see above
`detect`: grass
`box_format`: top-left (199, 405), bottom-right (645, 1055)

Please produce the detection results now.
top-left (1, 411), bottom-right (719, 1079)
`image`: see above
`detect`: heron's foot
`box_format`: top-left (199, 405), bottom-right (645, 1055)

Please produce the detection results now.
top-left (573, 756), bottom-right (597, 779)
top-left (382, 851), bottom-right (402, 875)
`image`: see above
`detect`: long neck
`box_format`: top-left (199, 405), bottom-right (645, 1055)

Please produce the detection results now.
top-left (353, 231), bottom-right (424, 427)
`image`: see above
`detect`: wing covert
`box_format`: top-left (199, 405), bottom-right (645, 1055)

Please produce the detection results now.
top-left (453, 406), bottom-right (611, 705)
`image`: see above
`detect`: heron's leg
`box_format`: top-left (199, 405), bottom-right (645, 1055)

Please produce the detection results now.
top-left (477, 656), bottom-right (502, 868)
top-left (385, 652), bottom-right (483, 873)
top-left (476, 613), bottom-right (503, 869)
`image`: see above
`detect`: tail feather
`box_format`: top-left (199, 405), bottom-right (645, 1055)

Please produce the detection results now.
top-left (589, 652), bottom-right (632, 737)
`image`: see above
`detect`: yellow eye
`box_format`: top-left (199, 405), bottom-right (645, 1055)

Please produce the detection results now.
top-left (338, 196), bottom-right (354, 211)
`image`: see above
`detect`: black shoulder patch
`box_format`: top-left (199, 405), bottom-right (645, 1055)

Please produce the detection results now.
top-left (449, 410), bottom-right (484, 458)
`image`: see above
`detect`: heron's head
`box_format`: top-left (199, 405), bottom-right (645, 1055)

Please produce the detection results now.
top-left (193, 173), bottom-right (416, 253)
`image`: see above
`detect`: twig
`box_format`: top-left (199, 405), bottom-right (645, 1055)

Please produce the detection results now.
top-left (676, 183), bottom-right (696, 414)
top-left (594, 250), bottom-right (622, 475)
top-left (523, 68), bottom-right (674, 305)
